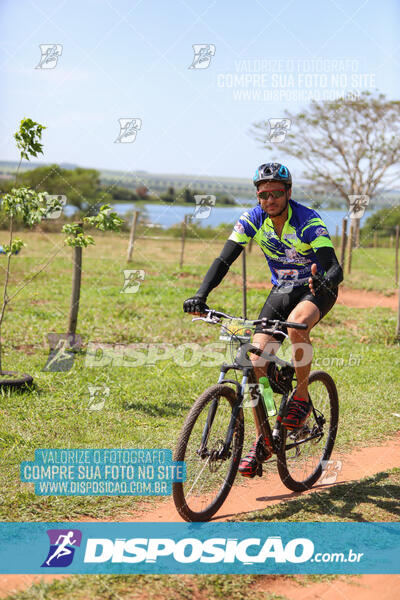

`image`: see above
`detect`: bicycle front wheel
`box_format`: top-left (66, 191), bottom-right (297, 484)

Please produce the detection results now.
top-left (277, 370), bottom-right (339, 492)
top-left (173, 384), bottom-right (244, 522)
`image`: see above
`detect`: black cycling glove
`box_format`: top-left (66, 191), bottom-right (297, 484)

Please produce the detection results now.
top-left (311, 272), bottom-right (336, 295)
top-left (183, 296), bottom-right (209, 314)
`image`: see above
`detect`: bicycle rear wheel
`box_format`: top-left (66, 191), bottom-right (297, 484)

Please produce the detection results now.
top-left (173, 384), bottom-right (244, 522)
top-left (277, 370), bottom-right (339, 492)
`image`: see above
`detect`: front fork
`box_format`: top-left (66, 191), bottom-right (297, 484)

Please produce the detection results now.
top-left (200, 367), bottom-right (290, 459)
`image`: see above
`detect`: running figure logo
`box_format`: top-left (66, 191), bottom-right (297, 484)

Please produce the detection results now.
top-left (268, 119), bottom-right (291, 142)
top-left (347, 195), bottom-right (369, 219)
top-left (115, 118), bottom-right (142, 143)
top-left (35, 44), bottom-right (63, 69)
top-left (188, 44), bottom-right (216, 69)
top-left (42, 529), bottom-right (82, 567)
top-left (42, 333), bottom-right (82, 372)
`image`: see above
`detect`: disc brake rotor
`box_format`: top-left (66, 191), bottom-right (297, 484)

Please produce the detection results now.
top-left (208, 441), bottom-right (226, 472)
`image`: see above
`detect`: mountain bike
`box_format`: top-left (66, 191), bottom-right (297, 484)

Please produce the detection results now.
top-left (173, 308), bottom-right (339, 522)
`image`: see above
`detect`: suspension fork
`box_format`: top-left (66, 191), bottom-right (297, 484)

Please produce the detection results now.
top-left (200, 398), bottom-right (219, 450)
top-left (199, 367), bottom-right (243, 452)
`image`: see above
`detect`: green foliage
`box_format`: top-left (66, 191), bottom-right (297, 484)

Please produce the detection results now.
top-left (84, 204), bottom-right (124, 231)
top-left (19, 165), bottom-right (111, 211)
top-left (62, 206), bottom-right (123, 247)
top-left (1, 187), bottom-right (51, 225)
top-left (14, 118), bottom-right (46, 161)
top-left (65, 233), bottom-right (95, 248)
top-left (107, 185), bottom-right (138, 202)
top-left (61, 224), bottom-right (94, 248)
top-left (2, 239), bottom-right (25, 256)
top-left (362, 205), bottom-right (400, 236)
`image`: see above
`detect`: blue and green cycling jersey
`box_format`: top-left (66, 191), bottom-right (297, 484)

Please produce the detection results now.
top-left (228, 199), bottom-right (334, 288)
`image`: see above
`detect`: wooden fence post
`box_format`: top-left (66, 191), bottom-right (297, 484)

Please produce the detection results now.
top-left (180, 215), bottom-right (189, 268)
top-left (354, 218), bottom-right (360, 248)
top-left (242, 247), bottom-right (247, 319)
top-left (346, 220), bottom-right (354, 274)
top-left (127, 211), bottom-right (139, 263)
top-left (340, 217), bottom-right (348, 270)
top-left (395, 224), bottom-right (399, 285)
top-left (396, 274), bottom-right (400, 339)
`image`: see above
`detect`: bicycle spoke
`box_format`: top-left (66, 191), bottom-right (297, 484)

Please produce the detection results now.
top-left (173, 385), bottom-right (243, 520)
top-left (278, 371), bottom-right (338, 491)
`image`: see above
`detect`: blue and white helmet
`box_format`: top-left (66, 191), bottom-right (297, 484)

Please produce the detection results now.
top-left (253, 162), bottom-right (292, 187)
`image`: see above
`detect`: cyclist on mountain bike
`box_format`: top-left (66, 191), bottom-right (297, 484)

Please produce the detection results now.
top-left (183, 162), bottom-right (343, 477)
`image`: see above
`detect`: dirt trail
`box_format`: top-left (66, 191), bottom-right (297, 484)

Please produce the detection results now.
top-left (0, 438), bottom-right (399, 599)
top-left (336, 286), bottom-right (397, 310)
top-left (124, 431), bottom-right (400, 522)
top-left (255, 574), bottom-right (400, 600)
top-left (1, 434), bottom-right (399, 598)
top-left (244, 282), bottom-right (398, 311)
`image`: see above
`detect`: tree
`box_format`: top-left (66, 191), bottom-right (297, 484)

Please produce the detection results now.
top-left (251, 91), bottom-right (400, 241)
top-left (108, 186), bottom-right (138, 202)
top-left (362, 205), bottom-right (400, 239)
top-left (136, 185), bottom-right (148, 199)
top-left (62, 205), bottom-right (123, 338)
top-left (0, 119), bottom-right (62, 381)
top-left (20, 165), bottom-right (112, 212)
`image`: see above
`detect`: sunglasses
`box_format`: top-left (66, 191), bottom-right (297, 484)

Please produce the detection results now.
top-left (257, 189), bottom-right (286, 200)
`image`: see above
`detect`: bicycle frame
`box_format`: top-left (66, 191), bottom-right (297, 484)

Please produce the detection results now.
top-left (200, 340), bottom-right (294, 459)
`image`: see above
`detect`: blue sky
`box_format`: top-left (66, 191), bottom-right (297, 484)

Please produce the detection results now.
top-left (1, 0), bottom-right (399, 181)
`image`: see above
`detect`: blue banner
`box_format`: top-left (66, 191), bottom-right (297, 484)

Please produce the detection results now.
top-left (0, 522), bottom-right (399, 574)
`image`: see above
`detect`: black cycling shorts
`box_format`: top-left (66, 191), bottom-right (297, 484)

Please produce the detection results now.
top-left (254, 283), bottom-right (338, 339)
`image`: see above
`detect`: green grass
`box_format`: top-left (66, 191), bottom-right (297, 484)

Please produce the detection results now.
top-left (234, 468), bottom-right (400, 523)
top-left (0, 233), bottom-right (399, 521)
top-left (1, 574), bottom-right (291, 600)
top-left (343, 246), bottom-right (398, 294)
top-left (2, 572), bottom-right (353, 600)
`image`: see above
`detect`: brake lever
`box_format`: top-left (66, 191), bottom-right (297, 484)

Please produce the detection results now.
top-left (191, 315), bottom-right (221, 324)
top-left (261, 327), bottom-right (288, 340)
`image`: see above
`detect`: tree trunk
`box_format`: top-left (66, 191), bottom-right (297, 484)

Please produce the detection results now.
top-left (127, 211), bottom-right (139, 263)
top-left (68, 225), bottom-right (83, 338)
top-left (340, 217), bottom-right (348, 270)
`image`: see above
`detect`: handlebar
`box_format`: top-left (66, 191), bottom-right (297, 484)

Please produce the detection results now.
top-left (254, 318), bottom-right (308, 330)
top-left (191, 309), bottom-right (307, 330)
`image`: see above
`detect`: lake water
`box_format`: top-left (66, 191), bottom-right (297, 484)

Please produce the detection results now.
top-left (120, 200), bottom-right (377, 233)
top-left (65, 198), bottom-right (378, 233)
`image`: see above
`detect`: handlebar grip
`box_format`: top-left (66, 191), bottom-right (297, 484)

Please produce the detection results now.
top-left (285, 321), bottom-right (308, 330)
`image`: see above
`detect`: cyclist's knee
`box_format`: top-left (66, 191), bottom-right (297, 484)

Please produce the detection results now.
top-left (249, 334), bottom-right (280, 369)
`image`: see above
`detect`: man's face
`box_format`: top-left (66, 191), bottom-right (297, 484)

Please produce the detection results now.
top-left (257, 180), bottom-right (290, 217)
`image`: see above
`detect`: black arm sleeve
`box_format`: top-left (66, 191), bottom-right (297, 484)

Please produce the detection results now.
top-left (315, 246), bottom-right (344, 287)
top-left (195, 240), bottom-right (244, 299)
